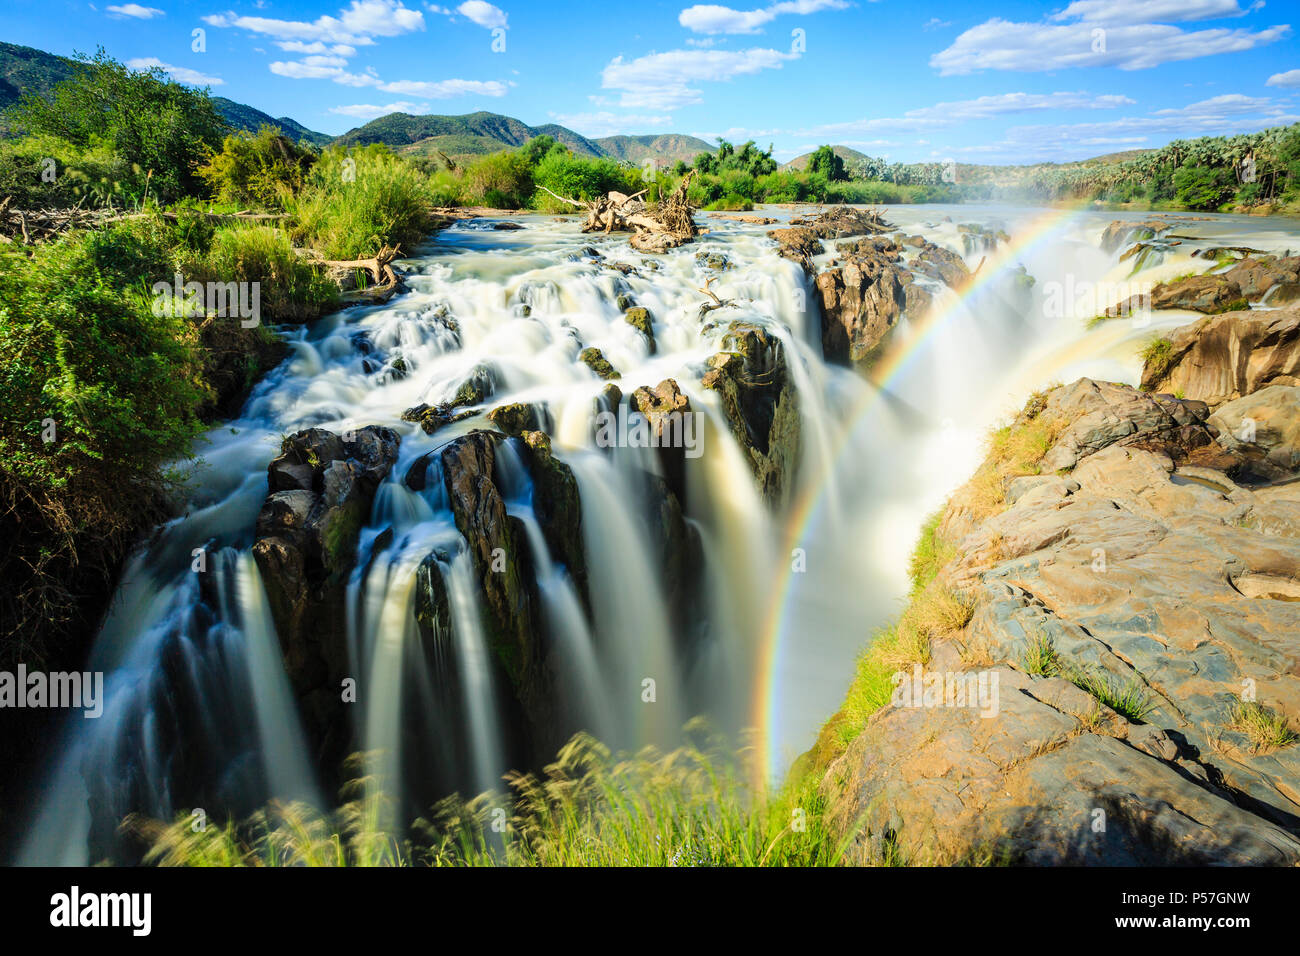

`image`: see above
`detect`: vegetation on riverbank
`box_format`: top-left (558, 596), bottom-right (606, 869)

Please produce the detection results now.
top-left (130, 724), bottom-right (876, 867)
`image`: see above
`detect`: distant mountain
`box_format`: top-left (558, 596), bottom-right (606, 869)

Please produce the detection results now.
top-left (0, 41), bottom-right (77, 133)
top-left (212, 97), bottom-right (331, 147)
top-left (595, 134), bottom-right (716, 164)
top-left (781, 144), bottom-right (872, 171)
top-left (335, 111), bottom-right (607, 159)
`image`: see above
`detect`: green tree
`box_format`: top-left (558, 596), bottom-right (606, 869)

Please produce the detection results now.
top-left (8, 47), bottom-right (224, 203)
top-left (807, 145), bottom-right (846, 182)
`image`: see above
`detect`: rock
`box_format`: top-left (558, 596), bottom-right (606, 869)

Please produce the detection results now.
top-left (766, 227), bottom-right (825, 274)
top-left (1148, 274), bottom-right (1249, 314)
top-left (630, 379), bottom-right (693, 504)
top-left (818, 376), bottom-right (1300, 865)
top-left (695, 250), bottom-right (732, 271)
top-left (1139, 307), bottom-right (1300, 404)
top-left (815, 253), bottom-right (908, 367)
top-left (439, 432), bottom-right (533, 684)
top-left (1100, 219), bottom-right (1169, 255)
top-left (252, 425), bottom-right (400, 764)
top-left (520, 430), bottom-right (588, 611)
top-left (1223, 256), bottom-right (1300, 301)
top-left (623, 306), bottom-right (656, 353)
top-left (402, 364), bottom-right (498, 434)
top-left (701, 322), bottom-right (802, 508)
top-left (487, 401), bottom-right (549, 437)
top-left (1209, 385), bottom-right (1300, 478)
top-left (792, 205), bottom-right (892, 239)
top-left (912, 241), bottom-right (970, 291)
top-left (578, 346), bottom-right (620, 381)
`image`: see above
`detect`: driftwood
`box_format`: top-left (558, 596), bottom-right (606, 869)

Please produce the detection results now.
top-left (697, 276), bottom-right (737, 320)
top-left (542, 170), bottom-right (699, 252)
top-left (0, 201), bottom-right (288, 244)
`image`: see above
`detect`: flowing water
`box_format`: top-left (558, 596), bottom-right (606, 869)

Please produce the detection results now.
top-left (15, 204), bottom-right (1298, 864)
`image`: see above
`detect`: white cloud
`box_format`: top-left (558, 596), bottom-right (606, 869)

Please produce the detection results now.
top-left (379, 78), bottom-right (507, 96)
top-left (931, 18), bottom-right (1289, 74)
top-left (1267, 68), bottom-right (1300, 87)
top-left (549, 111), bottom-right (674, 137)
top-left (276, 40), bottom-right (360, 56)
top-left (203, 0), bottom-right (424, 46)
top-left (330, 101), bottom-right (431, 118)
top-left (126, 57), bottom-right (224, 86)
top-left (107, 3), bottom-right (164, 18)
top-left (601, 47), bottom-right (798, 109)
top-left (456, 1), bottom-right (507, 29)
top-left (679, 0), bottom-right (849, 35)
top-left (1049, 0), bottom-right (1253, 24)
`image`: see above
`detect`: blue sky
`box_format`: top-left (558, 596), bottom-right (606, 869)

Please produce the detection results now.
top-left (3, 0), bottom-right (1298, 162)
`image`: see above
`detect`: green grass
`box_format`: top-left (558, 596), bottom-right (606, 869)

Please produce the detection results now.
top-left (1139, 336), bottom-right (1176, 384)
top-left (1067, 666), bottom-right (1154, 722)
top-left (130, 727), bottom-right (868, 867)
top-left (1020, 631), bottom-right (1062, 678)
top-left (1227, 701), bottom-right (1299, 753)
top-left (908, 507), bottom-right (956, 594)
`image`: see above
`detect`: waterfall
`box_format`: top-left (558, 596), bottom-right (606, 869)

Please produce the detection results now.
top-left (17, 204), bottom-right (1291, 862)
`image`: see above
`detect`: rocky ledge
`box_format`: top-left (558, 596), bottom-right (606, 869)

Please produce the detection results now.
top-left (768, 206), bottom-right (983, 369)
top-left (812, 310), bottom-right (1300, 865)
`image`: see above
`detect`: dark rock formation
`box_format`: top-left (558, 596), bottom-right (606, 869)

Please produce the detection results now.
top-left (701, 322), bottom-right (802, 508)
top-left (251, 425), bottom-right (400, 763)
top-left (816, 252), bottom-right (908, 367)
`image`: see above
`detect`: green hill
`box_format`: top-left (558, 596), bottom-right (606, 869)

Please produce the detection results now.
top-left (594, 134), bottom-right (716, 164)
top-left (335, 111), bottom-right (607, 159)
top-left (0, 41), bottom-right (77, 133)
top-left (211, 97), bottom-right (331, 148)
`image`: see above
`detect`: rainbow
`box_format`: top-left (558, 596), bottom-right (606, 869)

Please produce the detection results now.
top-left (751, 205), bottom-right (1093, 781)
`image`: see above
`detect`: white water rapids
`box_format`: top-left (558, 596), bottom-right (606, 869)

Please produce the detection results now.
top-left (15, 204), bottom-right (1297, 864)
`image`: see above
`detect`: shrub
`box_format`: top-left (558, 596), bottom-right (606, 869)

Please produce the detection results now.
top-left (0, 229), bottom-right (208, 666)
top-left (203, 224), bottom-right (337, 322)
top-left (286, 145), bottom-right (435, 259)
top-left (462, 150), bottom-right (534, 209)
top-left (1227, 701), bottom-right (1298, 753)
top-left (198, 126), bottom-right (317, 209)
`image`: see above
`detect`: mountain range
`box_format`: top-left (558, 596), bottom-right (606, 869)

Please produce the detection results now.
top-left (0, 41), bottom-right (713, 164)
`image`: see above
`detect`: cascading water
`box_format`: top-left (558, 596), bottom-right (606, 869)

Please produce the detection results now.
top-left (17, 204), bottom-right (1294, 864)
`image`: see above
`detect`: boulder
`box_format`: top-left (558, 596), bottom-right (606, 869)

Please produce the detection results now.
top-left (766, 227), bottom-right (825, 274)
top-left (1139, 307), bottom-right (1300, 404)
top-left (623, 306), bottom-right (657, 353)
top-left (815, 254), bottom-right (908, 367)
top-left (252, 425), bottom-right (400, 762)
top-left (578, 346), bottom-right (620, 380)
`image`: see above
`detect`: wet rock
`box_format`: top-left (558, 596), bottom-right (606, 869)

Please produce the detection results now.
top-left (629, 379), bottom-right (693, 504)
top-left (252, 425), bottom-right (401, 762)
top-left (1151, 274), bottom-right (1249, 314)
top-left (414, 549), bottom-right (453, 655)
top-left (701, 322), bottom-right (802, 508)
top-left (401, 364), bottom-right (498, 434)
top-left (521, 430), bottom-right (588, 611)
top-left (815, 253), bottom-right (908, 367)
top-left (1101, 219), bottom-right (1169, 255)
top-left (487, 401), bottom-right (549, 437)
top-left (912, 241), bottom-right (971, 291)
top-left (579, 346), bottom-right (620, 380)
top-left (792, 205), bottom-right (892, 239)
top-left (766, 227), bottom-right (825, 274)
top-left (695, 250), bottom-right (732, 271)
top-left (623, 306), bottom-right (657, 354)
top-left (1139, 307), bottom-right (1300, 404)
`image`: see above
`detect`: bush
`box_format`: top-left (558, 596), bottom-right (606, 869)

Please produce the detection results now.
top-left (0, 135), bottom-right (130, 209)
top-left (286, 145), bottom-right (435, 259)
top-left (704, 194), bottom-right (754, 211)
top-left (0, 229), bottom-right (208, 665)
top-left (1172, 166), bottom-right (1235, 211)
top-left (198, 126), bottom-right (317, 209)
top-left (462, 150), bottom-right (534, 209)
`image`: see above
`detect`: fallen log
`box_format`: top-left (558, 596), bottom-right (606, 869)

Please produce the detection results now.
top-left (543, 170), bottom-right (699, 251)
